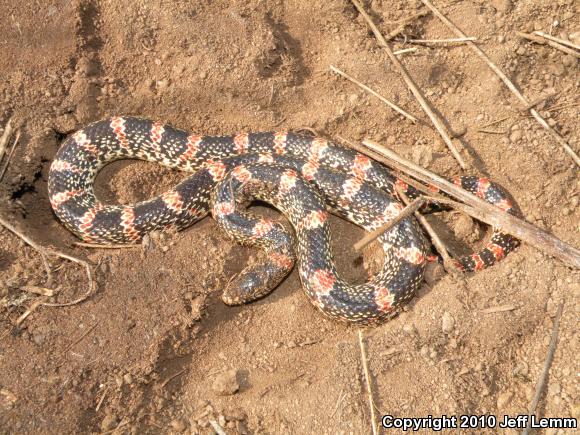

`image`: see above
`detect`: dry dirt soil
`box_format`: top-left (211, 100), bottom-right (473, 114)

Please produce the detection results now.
top-left (0, 0), bottom-right (579, 434)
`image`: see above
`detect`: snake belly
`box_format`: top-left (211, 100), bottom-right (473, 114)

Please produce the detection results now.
top-left (48, 117), bottom-right (520, 324)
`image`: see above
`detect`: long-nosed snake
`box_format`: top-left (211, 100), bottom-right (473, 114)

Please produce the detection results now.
top-left (48, 117), bottom-right (519, 324)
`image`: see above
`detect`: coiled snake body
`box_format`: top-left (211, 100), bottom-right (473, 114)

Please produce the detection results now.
top-left (48, 117), bottom-right (519, 324)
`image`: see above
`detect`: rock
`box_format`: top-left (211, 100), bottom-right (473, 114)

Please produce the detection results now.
top-left (212, 369), bottom-right (240, 395)
top-left (509, 129), bottom-right (523, 143)
top-left (402, 323), bottom-right (417, 336)
top-left (123, 373), bottom-right (133, 385)
top-left (100, 414), bottom-right (119, 431)
top-left (169, 418), bottom-right (187, 432)
top-left (424, 262), bottom-right (444, 286)
top-left (412, 145), bottom-right (434, 167)
top-left (32, 332), bottom-right (45, 345)
top-left (454, 214), bottom-right (477, 240)
top-left (497, 391), bottom-right (513, 409)
top-left (562, 55), bottom-right (577, 68)
top-left (442, 312), bottom-right (455, 333)
top-left (491, 0), bottom-right (512, 13)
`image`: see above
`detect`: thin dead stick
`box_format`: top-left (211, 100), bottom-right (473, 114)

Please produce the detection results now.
top-left (357, 330), bottom-right (379, 435)
top-left (0, 117), bottom-right (13, 162)
top-left (393, 47), bottom-right (418, 55)
top-left (161, 368), bottom-right (187, 388)
top-left (517, 31), bottom-right (580, 58)
top-left (403, 37), bottom-right (477, 44)
top-left (354, 197), bottom-right (424, 251)
top-left (420, 0), bottom-right (580, 167)
top-left (477, 129), bottom-right (507, 135)
top-left (330, 65), bottom-right (418, 123)
top-left (21, 285), bottom-right (55, 297)
top-left (355, 140), bottom-right (580, 268)
top-left (330, 390), bottom-right (347, 419)
top-left (209, 420), bottom-right (227, 435)
top-left (350, 0), bottom-right (467, 169)
top-left (16, 296), bottom-right (48, 326)
top-left (522, 300), bottom-right (564, 435)
top-left (520, 91), bottom-right (559, 112)
top-left (0, 130), bottom-right (20, 182)
top-left (385, 10), bottom-right (430, 41)
top-left (480, 304), bottom-right (517, 314)
top-left (479, 116), bottom-right (509, 129)
top-left (0, 215), bottom-right (96, 309)
top-left (395, 185), bottom-right (459, 273)
top-left (73, 241), bottom-right (139, 249)
top-left (534, 31), bottom-right (580, 51)
top-left (66, 322), bottom-right (99, 352)
top-left (95, 387), bottom-right (108, 412)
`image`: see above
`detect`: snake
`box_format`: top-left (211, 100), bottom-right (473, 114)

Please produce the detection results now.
top-left (48, 117), bottom-right (520, 324)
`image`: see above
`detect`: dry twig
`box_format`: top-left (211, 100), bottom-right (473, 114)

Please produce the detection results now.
top-left (330, 65), bottom-right (418, 123)
top-left (66, 322), bottom-right (99, 352)
top-left (522, 300), bottom-right (564, 435)
top-left (534, 31), bottom-right (580, 51)
top-left (385, 10), bottom-right (430, 41)
top-left (21, 285), bottom-right (55, 297)
top-left (0, 215), bottom-right (96, 314)
top-left (209, 420), bottom-right (227, 435)
top-left (420, 0), bottom-right (580, 167)
top-left (395, 185), bottom-right (459, 273)
top-left (517, 31), bottom-right (580, 58)
top-left (353, 139), bottom-right (580, 268)
top-left (354, 197), bottom-right (424, 252)
top-left (480, 304), bottom-right (517, 314)
top-left (393, 47), bottom-right (418, 55)
top-left (0, 117), bottom-right (13, 162)
top-left (0, 130), bottom-right (20, 182)
top-left (161, 368), bottom-right (187, 388)
top-left (350, 0), bottom-right (467, 169)
top-left (358, 330), bottom-right (379, 435)
top-left (402, 37), bottom-right (477, 44)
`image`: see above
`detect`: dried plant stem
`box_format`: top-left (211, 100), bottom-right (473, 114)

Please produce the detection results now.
top-left (522, 300), bottom-right (564, 435)
top-left (517, 31), bottom-right (580, 58)
top-left (533, 31), bottom-right (580, 51)
top-left (420, 0), bottom-right (580, 167)
top-left (395, 185), bottom-right (458, 273)
top-left (358, 330), bottom-right (379, 435)
top-left (393, 47), bottom-right (418, 55)
top-left (385, 10), bottom-right (429, 41)
top-left (0, 117), bottom-right (13, 162)
top-left (349, 0), bottom-right (467, 169)
top-left (0, 215), bottom-right (96, 313)
top-left (352, 140), bottom-right (580, 268)
top-left (0, 130), bottom-right (20, 182)
top-left (354, 197), bottom-right (424, 252)
top-left (330, 65), bottom-right (418, 123)
top-left (403, 37), bottom-right (477, 44)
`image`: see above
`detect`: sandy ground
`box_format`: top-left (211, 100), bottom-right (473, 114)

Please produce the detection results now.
top-left (0, 0), bottom-right (578, 434)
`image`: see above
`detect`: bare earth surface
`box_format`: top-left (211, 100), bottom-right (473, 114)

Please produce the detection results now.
top-left (0, 0), bottom-right (578, 434)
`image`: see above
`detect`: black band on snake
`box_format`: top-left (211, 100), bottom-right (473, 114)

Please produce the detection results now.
top-left (48, 117), bottom-right (520, 324)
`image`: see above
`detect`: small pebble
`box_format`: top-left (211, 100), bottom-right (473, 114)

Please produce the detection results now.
top-left (442, 312), bottom-right (455, 333)
top-left (424, 262), bottom-right (444, 286)
top-left (100, 414), bottom-right (118, 431)
top-left (170, 418), bottom-right (187, 432)
top-left (509, 130), bottom-right (522, 143)
top-left (212, 369), bottom-right (240, 396)
top-left (123, 373), bottom-right (133, 385)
